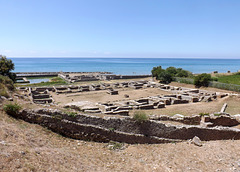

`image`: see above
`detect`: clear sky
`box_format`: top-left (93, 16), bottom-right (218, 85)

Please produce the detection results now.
top-left (0, 0), bottom-right (240, 58)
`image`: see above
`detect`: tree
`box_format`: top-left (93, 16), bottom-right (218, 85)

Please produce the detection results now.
top-left (0, 56), bottom-right (16, 81)
top-left (176, 69), bottom-right (189, 77)
top-left (158, 71), bottom-right (173, 84)
top-left (151, 66), bottom-right (163, 78)
top-left (194, 73), bottom-right (211, 87)
top-left (166, 66), bottom-right (178, 76)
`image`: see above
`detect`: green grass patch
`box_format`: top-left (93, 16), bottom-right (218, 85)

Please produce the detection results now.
top-left (217, 73), bottom-right (240, 85)
top-left (0, 75), bottom-right (15, 91)
top-left (26, 76), bottom-right (53, 80)
top-left (0, 84), bottom-right (9, 98)
top-left (16, 77), bottom-right (67, 87)
top-left (199, 112), bottom-right (209, 117)
top-left (3, 103), bottom-right (22, 116)
top-left (65, 111), bottom-right (78, 117)
top-left (108, 141), bottom-right (125, 150)
top-left (133, 111), bottom-right (149, 123)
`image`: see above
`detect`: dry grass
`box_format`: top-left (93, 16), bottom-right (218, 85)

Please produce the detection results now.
top-left (52, 87), bottom-right (169, 105)
top-left (1, 87), bottom-right (240, 171)
top-left (0, 108), bottom-right (240, 172)
top-left (1, 81), bottom-right (240, 171)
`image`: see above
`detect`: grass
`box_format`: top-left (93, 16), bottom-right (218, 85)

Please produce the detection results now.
top-left (199, 112), bottom-right (209, 117)
top-left (66, 111), bottom-right (78, 117)
top-left (16, 77), bottom-right (67, 87)
top-left (26, 76), bottom-right (53, 80)
top-left (0, 84), bottom-right (9, 98)
top-left (0, 75), bottom-right (15, 91)
top-left (133, 111), bottom-right (149, 123)
top-left (108, 141), bottom-right (125, 150)
top-left (216, 73), bottom-right (240, 85)
top-left (3, 103), bottom-right (22, 117)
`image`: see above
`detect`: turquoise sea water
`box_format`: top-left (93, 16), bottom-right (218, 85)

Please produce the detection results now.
top-left (10, 58), bottom-right (240, 75)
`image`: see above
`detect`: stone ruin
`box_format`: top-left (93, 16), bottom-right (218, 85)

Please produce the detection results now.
top-left (18, 80), bottom-right (229, 109)
top-left (64, 82), bottom-right (228, 116)
top-left (11, 108), bottom-right (240, 144)
top-left (29, 87), bottom-right (54, 104)
top-left (58, 72), bottom-right (151, 83)
top-left (58, 73), bottom-right (99, 83)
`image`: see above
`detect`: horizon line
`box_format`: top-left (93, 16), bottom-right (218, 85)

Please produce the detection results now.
top-left (8, 56), bottom-right (240, 59)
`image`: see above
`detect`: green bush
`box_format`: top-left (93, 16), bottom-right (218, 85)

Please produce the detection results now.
top-left (3, 103), bottom-right (22, 116)
top-left (211, 77), bottom-right (218, 81)
top-left (0, 56), bottom-right (16, 82)
top-left (151, 66), bottom-right (164, 78)
top-left (194, 73), bottom-right (211, 87)
top-left (176, 69), bottom-right (189, 77)
top-left (66, 111), bottom-right (78, 117)
top-left (133, 111), bottom-right (149, 123)
top-left (166, 66), bottom-right (178, 76)
top-left (151, 66), bottom-right (192, 84)
top-left (158, 71), bottom-right (173, 84)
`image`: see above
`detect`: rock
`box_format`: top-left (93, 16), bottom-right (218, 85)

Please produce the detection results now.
top-left (234, 114), bottom-right (240, 122)
top-left (172, 114), bottom-right (184, 119)
top-left (0, 140), bottom-right (6, 145)
top-left (192, 136), bottom-right (202, 146)
top-left (124, 94), bottom-right (129, 98)
top-left (1, 96), bottom-right (7, 100)
top-left (20, 151), bottom-right (25, 155)
top-left (8, 98), bottom-right (13, 101)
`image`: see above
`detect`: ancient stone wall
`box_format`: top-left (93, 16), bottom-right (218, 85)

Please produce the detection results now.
top-left (15, 109), bottom-right (240, 144)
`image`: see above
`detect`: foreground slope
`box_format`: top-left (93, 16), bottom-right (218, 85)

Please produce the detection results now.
top-left (0, 110), bottom-right (240, 172)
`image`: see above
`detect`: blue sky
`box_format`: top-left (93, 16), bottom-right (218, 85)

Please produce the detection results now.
top-left (0, 0), bottom-right (240, 58)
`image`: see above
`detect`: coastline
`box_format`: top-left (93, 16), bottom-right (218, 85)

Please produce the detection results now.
top-left (10, 57), bottom-right (240, 75)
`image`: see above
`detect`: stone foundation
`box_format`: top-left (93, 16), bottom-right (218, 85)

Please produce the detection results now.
top-left (13, 109), bottom-right (240, 144)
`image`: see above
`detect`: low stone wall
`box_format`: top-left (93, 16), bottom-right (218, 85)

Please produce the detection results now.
top-left (151, 115), bottom-right (201, 125)
top-left (14, 109), bottom-right (240, 144)
top-left (18, 109), bottom-right (179, 144)
top-left (205, 115), bottom-right (240, 127)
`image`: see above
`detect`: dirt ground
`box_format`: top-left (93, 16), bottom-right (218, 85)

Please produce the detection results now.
top-left (52, 87), bottom-right (170, 104)
top-left (51, 80), bottom-right (240, 116)
top-left (0, 109), bottom-right (240, 172)
top-left (1, 80), bottom-right (240, 171)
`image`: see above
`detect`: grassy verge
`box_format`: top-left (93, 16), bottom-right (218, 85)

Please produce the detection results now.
top-left (15, 77), bottom-right (67, 87)
top-left (26, 76), bottom-right (54, 80)
top-left (0, 75), bottom-right (15, 97)
top-left (216, 73), bottom-right (240, 85)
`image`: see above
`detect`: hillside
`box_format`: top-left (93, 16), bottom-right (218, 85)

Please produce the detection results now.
top-left (0, 108), bottom-right (240, 171)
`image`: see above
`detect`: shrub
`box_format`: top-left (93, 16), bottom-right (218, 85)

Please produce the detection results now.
top-left (211, 77), bottom-right (218, 81)
top-left (0, 75), bottom-right (15, 91)
top-left (3, 103), bottom-right (22, 116)
top-left (108, 141), bottom-right (125, 150)
top-left (176, 69), bottom-right (189, 77)
top-left (66, 111), bottom-right (78, 117)
top-left (151, 66), bottom-right (164, 78)
top-left (158, 71), bottom-right (173, 84)
top-left (133, 111), bottom-right (149, 123)
top-left (166, 66), bottom-right (178, 76)
top-left (151, 66), bottom-right (192, 84)
top-left (194, 73), bottom-right (211, 87)
top-left (0, 56), bottom-right (16, 81)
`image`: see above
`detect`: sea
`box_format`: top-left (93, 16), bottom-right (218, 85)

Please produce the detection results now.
top-left (10, 58), bottom-right (240, 75)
